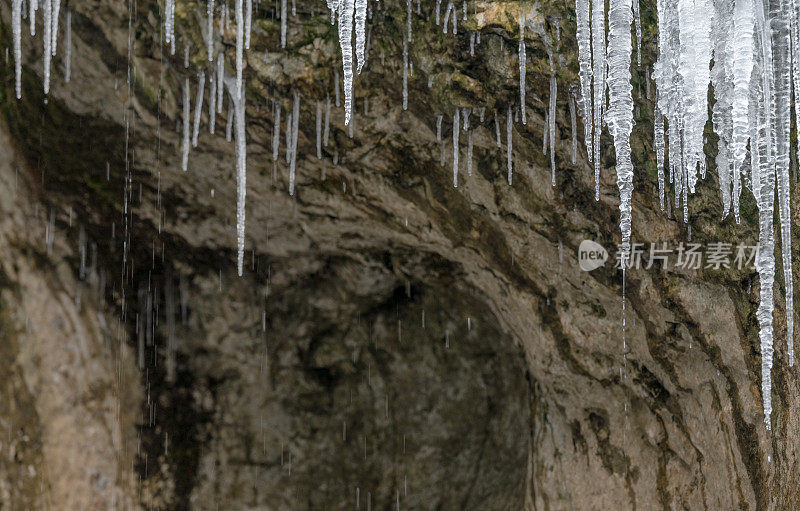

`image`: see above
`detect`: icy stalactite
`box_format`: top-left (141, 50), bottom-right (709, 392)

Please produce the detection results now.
top-left (606, 0), bottom-right (634, 259)
top-left (165, 0), bottom-right (175, 52)
top-left (235, 0), bottom-right (244, 100)
top-left (591, 0), bottom-right (606, 201)
top-left (207, 0), bottom-right (215, 60)
top-left (30, 0), bottom-right (37, 36)
top-left (406, 0), bottom-right (412, 42)
top-left (549, 74), bottom-right (557, 186)
top-left (519, 12), bottom-right (527, 125)
top-left (12, 0), bottom-right (21, 99)
top-left (507, 107), bottom-right (513, 185)
top-left (771, 0), bottom-right (793, 367)
top-left (324, 96), bottom-right (331, 146)
top-left (51, 0), bottom-right (61, 56)
top-left (403, 38), bottom-right (409, 110)
top-left (467, 130), bottom-right (474, 176)
top-left (453, 109), bottom-right (460, 187)
top-left (65, 9), bottom-right (71, 82)
top-left (217, 56), bottom-right (224, 113)
top-left (634, 0), bottom-right (642, 65)
top-left (731, 0), bottom-right (754, 220)
top-left (209, 72), bottom-right (217, 133)
top-left (710, 0), bottom-right (733, 216)
top-left (356, 0), bottom-right (367, 73)
top-left (338, 0), bottom-right (355, 124)
top-left (182, 78), bottom-right (191, 171)
top-left (289, 92), bottom-right (300, 195)
top-left (569, 93), bottom-right (577, 165)
top-left (43, 0), bottom-right (52, 95)
top-left (316, 100), bottom-right (323, 159)
top-left (654, 104), bottom-right (665, 209)
top-left (193, 71), bottom-right (205, 147)
top-left (234, 89), bottom-right (247, 276)
top-left (543, 112), bottom-right (549, 154)
top-left (272, 103), bottom-right (281, 162)
top-left (281, 0), bottom-right (288, 48)
top-left (245, 0), bottom-right (252, 49)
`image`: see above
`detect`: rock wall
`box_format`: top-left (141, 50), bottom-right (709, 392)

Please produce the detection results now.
top-left (0, 0), bottom-right (798, 509)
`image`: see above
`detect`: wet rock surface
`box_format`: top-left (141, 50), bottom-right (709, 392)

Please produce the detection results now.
top-left (0, 0), bottom-right (798, 510)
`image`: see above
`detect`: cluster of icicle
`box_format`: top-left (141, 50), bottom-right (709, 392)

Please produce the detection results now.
top-left (576, 0), bottom-right (795, 430)
top-left (11, 0), bottom-right (71, 99)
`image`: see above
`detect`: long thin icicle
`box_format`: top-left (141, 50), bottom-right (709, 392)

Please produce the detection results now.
top-left (207, 0), bottom-right (216, 60)
top-left (606, 0), bottom-right (634, 259)
top-left (182, 78), bottom-right (191, 171)
top-left (12, 0), bottom-right (21, 99)
top-left (519, 11), bottom-right (527, 125)
top-left (289, 92), bottom-right (300, 195)
top-left (453, 109), bottom-right (460, 187)
top-left (591, 0), bottom-right (607, 200)
top-left (772, 0), bottom-right (793, 367)
top-left (338, 0), bottom-right (355, 124)
top-left (507, 107), bottom-right (513, 185)
top-left (355, 0), bottom-right (367, 73)
top-left (235, 0), bottom-right (244, 99)
top-left (193, 71), bottom-right (206, 147)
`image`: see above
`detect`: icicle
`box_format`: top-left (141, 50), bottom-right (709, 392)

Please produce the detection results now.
top-left (281, 0), bottom-right (288, 48)
top-left (506, 107), bottom-right (513, 185)
top-left (316, 100), bottom-right (323, 158)
top-left (64, 9), bottom-right (71, 83)
top-left (633, 0), bottom-right (642, 66)
top-left (436, 0), bottom-right (442, 25)
top-left (569, 93), bottom-right (577, 164)
top-left (519, 11), bottom-right (527, 125)
top-left (549, 74), bottom-right (557, 186)
top-left (245, 0), bottom-right (252, 49)
top-left (606, 0), bottom-right (634, 259)
top-left (591, 0), bottom-right (606, 200)
top-left (443, 2), bottom-right (453, 34)
top-left (30, 0), bottom-right (37, 36)
top-left (165, 0), bottom-right (175, 51)
top-left (467, 130), bottom-right (473, 176)
top-left (182, 78), bottom-right (191, 171)
top-left (289, 92), bottom-right (300, 195)
top-left (207, 0), bottom-right (216, 60)
top-left (323, 96), bottom-right (331, 146)
top-left (436, 114), bottom-right (443, 141)
top-left (731, 0), bottom-right (755, 222)
top-left (51, 0), bottom-right (61, 56)
top-left (235, 0), bottom-right (244, 100)
top-left (543, 112), bottom-right (549, 154)
top-left (654, 105), bottom-right (665, 209)
top-left (193, 71), bottom-right (205, 147)
top-left (43, 0), bottom-right (52, 95)
top-left (494, 112), bottom-right (501, 147)
top-left (355, 0), bottom-right (367, 73)
top-left (405, 0), bottom-right (412, 43)
top-left (272, 102), bottom-right (282, 161)
top-left (338, 0), bottom-right (356, 124)
top-left (453, 109), bottom-right (460, 187)
top-left (217, 56), bottom-right (224, 113)
top-left (209, 72), bottom-right (217, 133)
top-left (772, 0), bottom-right (793, 367)
top-left (402, 38), bottom-right (409, 110)
top-left (232, 83), bottom-right (247, 277)
top-left (285, 110), bottom-right (292, 164)
top-left (12, 0), bottom-right (21, 99)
